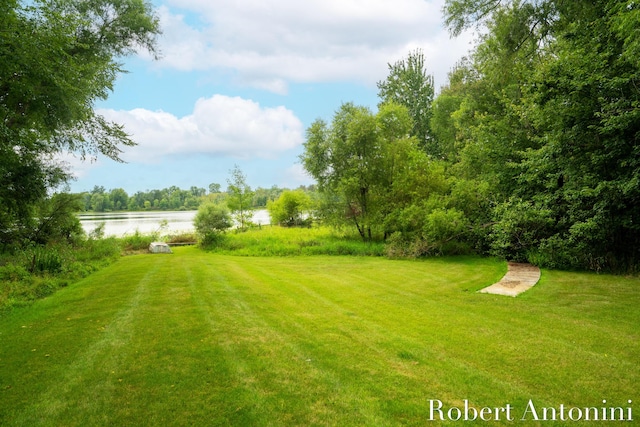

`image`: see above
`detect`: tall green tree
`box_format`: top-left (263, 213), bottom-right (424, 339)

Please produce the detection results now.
top-left (444, 2), bottom-right (546, 197)
top-left (226, 165), bottom-right (254, 231)
top-left (429, 60), bottom-right (475, 162)
top-left (377, 49), bottom-right (436, 155)
top-left (208, 183), bottom-right (221, 194)
top-left (302, 103), bottom-right (381, 241)
top-left (1, 0), bottom-right (160, 246)
top-left (109, 188), bottom-right (128, 210)
top-left (301, 102), bottom-right (425, 241)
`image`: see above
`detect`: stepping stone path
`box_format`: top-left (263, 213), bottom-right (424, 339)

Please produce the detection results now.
top-left (479, 262), bottom-right (541, 297)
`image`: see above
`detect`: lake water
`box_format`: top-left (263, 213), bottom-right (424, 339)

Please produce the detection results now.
top-left (78, 209), bottom-right (271, 237)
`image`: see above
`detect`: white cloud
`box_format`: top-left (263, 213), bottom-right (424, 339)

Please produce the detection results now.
top-left (151, 0), bottom-right (475, 92)
top-left (97, 95), bottom-right (304, 163)
top-left (54, 151), bottom-right (103, 187)
top-left (280, 163), bottom-right (314, 188)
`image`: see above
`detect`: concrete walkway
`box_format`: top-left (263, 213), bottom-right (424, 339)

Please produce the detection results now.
top-left (479, 262), bottom-right (541, 297)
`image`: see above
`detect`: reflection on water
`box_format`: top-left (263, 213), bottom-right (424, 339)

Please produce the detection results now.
top-left (78, 209), bottom-right (270, 237)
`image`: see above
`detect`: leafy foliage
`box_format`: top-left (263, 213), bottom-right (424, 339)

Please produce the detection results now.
top-left (0, 0), bottom-right (160, 248)
top-left (194, 203), bottom-right (232, 245)
top-left (302, 103), bottom-right (429, 241)
top-left (226, 165), bottom-right (255, 231)
top-left (377, 49), bottom-right (436, 154)
top-left (32, 193), bottom-right (85, 245)
top-left (267, 190), bottom-right (311, 227)
top-left (432, 0), bottom-right (640, 271)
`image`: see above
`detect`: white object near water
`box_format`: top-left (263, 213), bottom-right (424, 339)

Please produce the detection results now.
top-left (149, 242), bottom-right (172, 254)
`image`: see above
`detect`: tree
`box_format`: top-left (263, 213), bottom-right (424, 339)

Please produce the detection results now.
top-left (429, 60), bottom-right (473, 162)
top-left (189, 186), bottom-right (206, 198)
top-left (443, 0), bottom-right (556, 38)
top-left (31, 193), bottom-right (85, 245)
top-left (442, 0), bottom-right (640, 270)
top-left (0, 0), bottom-right (160, 246)
top-left (253, 186), bottom-right (283, 208)
top-left (226, 165), bottom-right (254, 231)
top-left (302, 103), bottom-right (378, 240)
top-left (301, 102), bottom-right (423, 241)
top-left (267, 190), bottom-right (311, 227)
top-left (1, 0), bottom-right (160, 159)
top-left (508, 0), bottom-right (640, 270)
top-left (194, 203), bottom-right (232, 245)
top-left (208, 183), bottom-right (221, 194)
top-left (377, 49), bottom-right (436, 155)
top-left (109, 188), bottom-right (128, 210)
top-left (91, 193), bottom-right (106, 212)
top-left (0, 152), bottom-right (66, 246)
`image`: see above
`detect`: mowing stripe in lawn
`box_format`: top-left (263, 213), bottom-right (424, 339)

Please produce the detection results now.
top-left (1, 248), bottom-right (638, 426)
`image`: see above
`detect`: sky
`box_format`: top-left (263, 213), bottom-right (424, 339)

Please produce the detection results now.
top-left (65, 0), bottom-right (475, 194)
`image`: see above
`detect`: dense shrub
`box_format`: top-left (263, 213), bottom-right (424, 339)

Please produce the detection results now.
top-left (489, 199), bottom-right (555, 262)
top-left (267, 190), bottom-right (312, 227)
top-left (0, 263), bottom-right (30, 282)
top-left (194, 203), bottom-right (232, 245)
top-left (31, 194), bottom-right (85, 245)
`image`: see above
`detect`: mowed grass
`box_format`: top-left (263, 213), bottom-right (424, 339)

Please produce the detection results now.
top-left (0, 248), bottom-right (638, 426)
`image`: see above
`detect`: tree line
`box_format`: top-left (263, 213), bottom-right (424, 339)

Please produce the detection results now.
top-left (75, 184), bottom-right (315, 213)
top-left (302, 0), bottom-right (640, 272)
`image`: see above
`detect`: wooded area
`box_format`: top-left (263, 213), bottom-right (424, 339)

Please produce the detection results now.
top-left (302, 0), bottom-right (640, 272)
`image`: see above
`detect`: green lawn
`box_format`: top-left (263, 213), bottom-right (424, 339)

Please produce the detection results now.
top-left (0, 247), bottom-right (638, 426)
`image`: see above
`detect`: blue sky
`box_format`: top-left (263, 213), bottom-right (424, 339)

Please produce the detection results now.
top-left (65, 0), bottom-right (474, 194)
